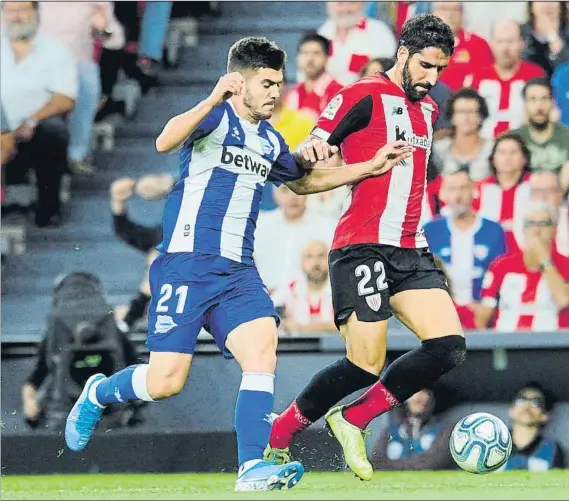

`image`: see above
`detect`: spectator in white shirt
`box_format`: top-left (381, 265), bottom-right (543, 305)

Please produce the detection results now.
top-left (318, 1), bottom-right (396, 85)
top-left (1, 1), bottom-right (77, 227)
top-left (275, 239), bottom-right (336, 336)
top-left (255, 184), bottom-right (335, 293)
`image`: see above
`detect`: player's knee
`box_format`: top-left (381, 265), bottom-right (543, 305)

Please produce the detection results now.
top-left (425, 334), bottom-right (467, 372)
top-left (343, 322), bottom-right (387, 376)
top-left (147, 373), bottom-right (186, 400)
top-left (240, 349), bottom-right (277, 374)
top-left (346, 349), bottom-right (386, 376)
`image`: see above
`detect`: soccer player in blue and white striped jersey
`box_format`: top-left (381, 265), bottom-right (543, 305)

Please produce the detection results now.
top-left (64, 36), bottom-right (412, 492)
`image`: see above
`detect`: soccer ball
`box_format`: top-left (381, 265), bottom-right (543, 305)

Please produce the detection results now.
top-left (449, 412), bottom-right (512, 474)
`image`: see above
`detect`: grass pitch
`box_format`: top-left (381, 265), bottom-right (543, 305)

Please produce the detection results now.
top-left (2, 471), bottom-right (568, 500)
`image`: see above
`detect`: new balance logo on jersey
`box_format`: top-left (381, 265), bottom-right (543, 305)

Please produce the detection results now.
top-left (392, 107), bottom-right (404, 115)
top-left (221, 146), bottom-right (270, 178)
top-left (395, 126), bottom-right (431, 150)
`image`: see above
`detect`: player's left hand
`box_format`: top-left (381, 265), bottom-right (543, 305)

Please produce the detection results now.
top-left (369, 140), bottom-right (415, 176)
top-left (298, 138), bottom-right (339, 164)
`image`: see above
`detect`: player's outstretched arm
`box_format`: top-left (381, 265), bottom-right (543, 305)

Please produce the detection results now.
top-left (286, 139), bottom-right (414, 195)
top-left (155, 72), bottom-right (244, 153)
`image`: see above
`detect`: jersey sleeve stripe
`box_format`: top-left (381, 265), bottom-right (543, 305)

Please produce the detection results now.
top-left (311, 127), bottom-right (331, 141)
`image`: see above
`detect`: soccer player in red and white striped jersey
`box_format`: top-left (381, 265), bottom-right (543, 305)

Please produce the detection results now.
top-left (477, 201), bottom-right (569, 331)
top-left (467, 20), bottom-right (546, 139)
top-left (266, 15), bottom-right (467, 481)
top-left (472, 133), bottom-right (533, 252)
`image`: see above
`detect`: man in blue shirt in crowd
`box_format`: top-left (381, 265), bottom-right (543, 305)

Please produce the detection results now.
top-left (424, 169), bottom-right (507, 329)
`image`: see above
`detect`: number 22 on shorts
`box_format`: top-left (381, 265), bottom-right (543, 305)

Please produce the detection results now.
top-left (156, 284), bottom-right (189, 314)
top-left (355, 261), bottom-right (388, 296)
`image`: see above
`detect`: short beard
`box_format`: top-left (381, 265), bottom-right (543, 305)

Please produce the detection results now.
top-left (402, 61), bottom-right (431, 103)
top-left (448, 205), bottom-right (471, 218)
top-left (307, 270), bottom-right (328, 285)
top-left (5, 20), bottom-right (38, 41)
top-left (529, 117), bottom-right (549, 131)
top-left (243, 91), bottom-right (272, 121)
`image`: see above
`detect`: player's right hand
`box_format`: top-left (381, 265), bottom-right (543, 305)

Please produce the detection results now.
top-left (369, 140), bottom-right (415, 176)
top-left (205, 72), bottom-right (244, 107)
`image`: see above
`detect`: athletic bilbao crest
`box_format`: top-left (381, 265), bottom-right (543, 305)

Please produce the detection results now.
top-left (366, 293), bottom-right (382, 312)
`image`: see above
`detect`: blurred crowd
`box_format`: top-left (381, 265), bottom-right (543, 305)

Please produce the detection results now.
top-left (2, 1), bottom-right (569, 338)
top-left (1, 0), bottom-right (214, 224)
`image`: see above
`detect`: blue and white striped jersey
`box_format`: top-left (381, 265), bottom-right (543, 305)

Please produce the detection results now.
top-left (159, 101), bottom-right (304, 265)
top-left (424, 215), bottom-right (507, 304)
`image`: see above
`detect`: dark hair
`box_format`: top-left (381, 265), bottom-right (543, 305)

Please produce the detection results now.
top-left (489, 132), bottom-right (531, 175)
top-left (515, 381), bottom-right (554, 412)
top-left (527, 2), bottom-right (567, 34)
top-left (522, 77), bottom-right (553, 98)
top-left (398, 13), bottom-right (455, 58)
top-left (227, 37), bottom-right (286, 73)
top-left (359, 57), bottom-right (396, 77)
top-left (445, 87), bottom-right (489, 123)
top-left (298, 32), bottom-right (331, 56)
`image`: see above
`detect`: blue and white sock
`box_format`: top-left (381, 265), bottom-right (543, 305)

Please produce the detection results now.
top-left (235, 372), bottom-right (275, 474)
top-left (91, 364), bottom-right (154, 406)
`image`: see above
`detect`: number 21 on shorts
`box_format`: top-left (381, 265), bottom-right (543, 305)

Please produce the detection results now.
top-left (156, 284), bottom-right (189, 314)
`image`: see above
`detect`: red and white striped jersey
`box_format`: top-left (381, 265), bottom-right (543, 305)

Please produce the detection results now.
top-left (285, 73), bottom-right (343, 119)
top-left (472, 174), bottom-right (531, 252)
top-left (468, 61), bottom-right (546, 139)
top-left (277, 276), bottom-right (334, 326)
top-left (480, 251), bottom-right (569, 331)
top-left (556, 204), bottom-right (569, 257)
top-left (318, 18), bottom-right (397, 85)
top-left (312, 73), bottom-right (438, 250)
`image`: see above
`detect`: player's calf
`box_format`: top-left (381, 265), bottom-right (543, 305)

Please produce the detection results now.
top-left (226, 318), bottom-right (296, 483)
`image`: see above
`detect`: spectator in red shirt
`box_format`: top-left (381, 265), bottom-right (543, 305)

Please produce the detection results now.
top-left (318, 1), bottom-right (396, 85)
top-left (431, 1), bottom-right (494, 91)
top-left (529, 170), bottom-right (569, 257)
top-left (468, 20), bottom-right (546, 139)
top-left (274, 239), bottom-right (336, 336)
top-left (473, 133), bottom-right (532, 252)
top-left (476, 200), bottom-right (569, 331)
top-left (286, 33), bottom-right (343, 120)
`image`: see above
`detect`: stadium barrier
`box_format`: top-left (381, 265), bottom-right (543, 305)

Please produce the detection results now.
top-left (2, 330), bottom-right (568, 474)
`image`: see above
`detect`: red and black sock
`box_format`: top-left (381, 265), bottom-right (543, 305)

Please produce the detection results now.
top-left (343, 335), bottom-right (467, 429)
top-left (269, 357), bottom-right (379, 449)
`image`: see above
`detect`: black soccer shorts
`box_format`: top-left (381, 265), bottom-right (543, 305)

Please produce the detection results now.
top-left (328, 244), bottom-right (450, 328)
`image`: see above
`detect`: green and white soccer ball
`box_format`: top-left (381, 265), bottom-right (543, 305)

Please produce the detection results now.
top-left (449, 412), bottom-right (512, 474)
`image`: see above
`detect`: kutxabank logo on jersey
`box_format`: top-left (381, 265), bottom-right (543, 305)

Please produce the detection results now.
top-left (395, 125), bottom-right (432, 150)
top-left (221, 145), bottom-right (271, 180)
